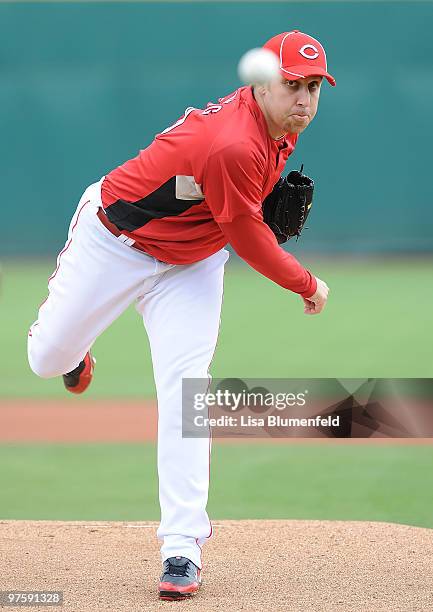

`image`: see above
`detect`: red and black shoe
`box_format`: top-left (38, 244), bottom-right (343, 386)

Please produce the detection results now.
top-left (159, 556), bottom-right (202, 601)
top-left (62, 351), bottom-right (95, 394)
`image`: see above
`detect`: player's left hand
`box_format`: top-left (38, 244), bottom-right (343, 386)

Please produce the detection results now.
top-left (262, 165), bottom-right (314, 244)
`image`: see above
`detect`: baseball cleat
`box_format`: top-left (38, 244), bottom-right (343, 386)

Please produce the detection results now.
top-left (62, 351), bottom-right (95, 394)
top-left (159, 556), bottom-right (202, 601)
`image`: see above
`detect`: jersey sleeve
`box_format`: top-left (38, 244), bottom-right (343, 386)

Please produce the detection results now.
top-left (203, 142), bottom-right (264, 222)
top-left (218, 211), bottom-right (317, 298)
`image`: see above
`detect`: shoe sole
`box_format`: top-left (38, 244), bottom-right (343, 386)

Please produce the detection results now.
top-left (159, 590), bottom-right (197, 601)
top-left (159, 581), bottom-right (201, 601)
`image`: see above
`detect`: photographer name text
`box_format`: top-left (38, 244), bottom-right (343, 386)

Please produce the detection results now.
top-left (193, 415), bottom-right (340, 428)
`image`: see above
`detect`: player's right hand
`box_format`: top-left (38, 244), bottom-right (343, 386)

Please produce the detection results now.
top-left (303, 277), bottom-right (329, 315)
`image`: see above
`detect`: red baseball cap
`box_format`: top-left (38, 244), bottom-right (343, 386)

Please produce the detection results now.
top-left (263, 30), bottom-right (336, 86)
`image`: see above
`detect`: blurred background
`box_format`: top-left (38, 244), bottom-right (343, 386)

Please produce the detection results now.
top-left (0, 1), bottom-right (432, 527)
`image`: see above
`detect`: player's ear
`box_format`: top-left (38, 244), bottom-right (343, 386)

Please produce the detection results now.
top-left (252, 84), bottom-right (265, 98)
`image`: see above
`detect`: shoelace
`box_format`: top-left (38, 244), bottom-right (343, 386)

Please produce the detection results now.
top-left (167, 560), bottom-right (189, 577)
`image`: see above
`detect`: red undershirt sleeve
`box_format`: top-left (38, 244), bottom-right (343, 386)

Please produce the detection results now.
top-left (218, 212), bottom-right (317, 298)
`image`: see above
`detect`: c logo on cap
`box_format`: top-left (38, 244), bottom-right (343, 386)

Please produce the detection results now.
top-left (299, 44), bottom-right (319, 60)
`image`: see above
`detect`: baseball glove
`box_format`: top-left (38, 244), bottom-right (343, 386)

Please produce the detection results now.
top-left (262, 164), bottom-right (314, 244)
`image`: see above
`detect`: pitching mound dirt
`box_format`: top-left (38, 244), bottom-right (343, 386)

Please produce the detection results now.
top-left (1, 520), bottom-right (432, 611)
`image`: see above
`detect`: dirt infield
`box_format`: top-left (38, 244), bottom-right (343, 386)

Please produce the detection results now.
top-left (0, 400), bottom-right (157, 443)
top-left (1, 400), bottom-right (433, 444)
top-left (1, 519), bottom-right (432, 611)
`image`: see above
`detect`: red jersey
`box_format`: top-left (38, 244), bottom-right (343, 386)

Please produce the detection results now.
top-left (101, 86), bottom-right (316, 298)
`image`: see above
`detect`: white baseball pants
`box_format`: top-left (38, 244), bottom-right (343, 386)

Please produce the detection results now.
top-left (27, 179), bottom-right (230, 569)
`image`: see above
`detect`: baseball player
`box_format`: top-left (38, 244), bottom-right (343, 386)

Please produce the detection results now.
top-left (28, 30), bottom-right (335, 600)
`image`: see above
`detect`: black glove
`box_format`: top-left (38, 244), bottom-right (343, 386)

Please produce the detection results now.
top-left (262, 164), bottom-right (314, 244)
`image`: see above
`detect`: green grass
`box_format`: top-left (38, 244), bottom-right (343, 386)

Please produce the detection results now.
top-left (0, 443), bottom-right (432, 528)
top-left (1, 258), bottom-right (433, 398)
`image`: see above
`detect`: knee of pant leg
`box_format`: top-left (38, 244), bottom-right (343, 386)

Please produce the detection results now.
top-left (27, 342), bottom-right (66, 379)
top-left (28, 352), bottom-right (59, 379)
top-left (177, 364), bottom-right (210, 381)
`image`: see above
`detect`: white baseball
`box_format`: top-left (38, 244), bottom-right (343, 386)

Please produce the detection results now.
top-left (237, 48), bottom-right (280, 85)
